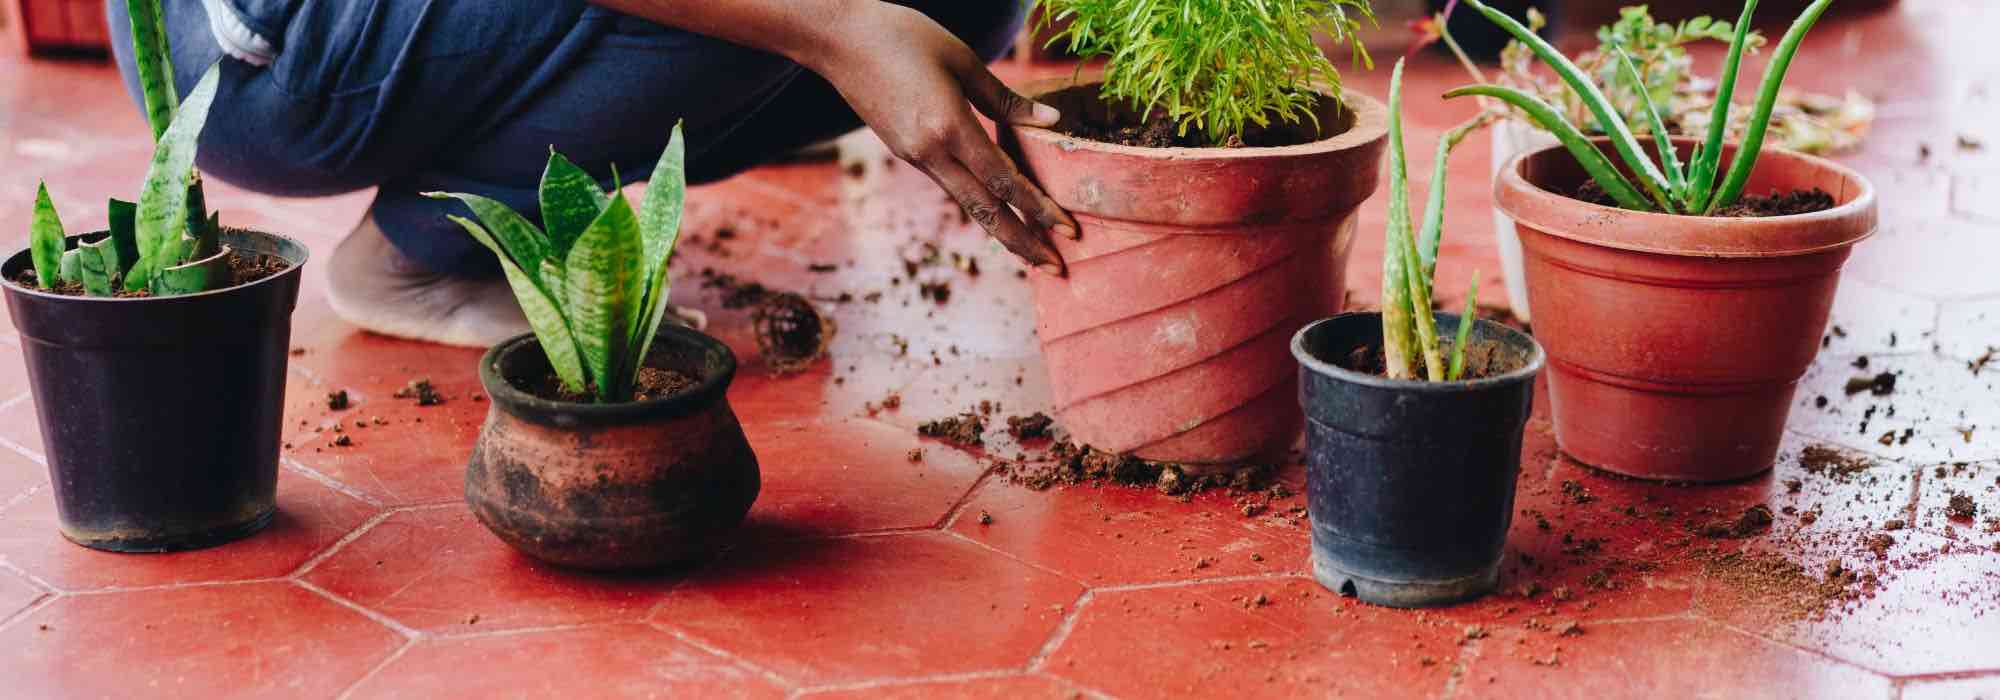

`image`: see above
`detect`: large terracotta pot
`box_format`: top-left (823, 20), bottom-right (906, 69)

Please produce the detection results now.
top-left (1497, 138), bottom-right (1878, 482)
top-left (1002, 82), bottom-right (1388, 467)
top-left (466, 327), bottom-right (760, 571)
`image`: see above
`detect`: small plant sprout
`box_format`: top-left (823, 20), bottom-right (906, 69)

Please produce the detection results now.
top-left (1380, 59), bottom-right (1484, 382)
top-left (26, 0), bottom-right (229, 296)
top-left (428, 124), bottom-right (687, 404)
top-left (1444, 0), bottom-right (1834, 215)
top-left (1035, 0), bottom-right (1376, 145)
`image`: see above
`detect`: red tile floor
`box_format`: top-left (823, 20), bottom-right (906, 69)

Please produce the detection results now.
top-left (3, 3), bottom-right (2000, 698)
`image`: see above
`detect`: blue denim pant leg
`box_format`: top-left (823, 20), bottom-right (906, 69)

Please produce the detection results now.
top-left (108, 0), bottom-right (1027, 277)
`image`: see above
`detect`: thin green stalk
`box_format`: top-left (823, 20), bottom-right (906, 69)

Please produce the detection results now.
top-left (1380, 60), bottom-right (1419, 381)
top-left (1448, 277), bottom-right (1479, 381)
top-left (1686, 0), bottom-right (1761, 211)
top-left (1445, 85), bottom-right (1653, 211)
top-left (1706, 0), bottom-right (1835, 213)
top-left (1614, 47), bottom-right (1685, 198)
top-left (1418, 113), bottom-right (1494, 297)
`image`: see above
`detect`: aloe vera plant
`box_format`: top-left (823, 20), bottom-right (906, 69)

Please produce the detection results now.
top-left (25, 0), bottom-right (230, 296)
top-left (428, 126), bottom-right (687, 404)
top-left (1444, 0), bottom-right (1834, 215)
top-left (1380, 59), bottom-right (1482, 382)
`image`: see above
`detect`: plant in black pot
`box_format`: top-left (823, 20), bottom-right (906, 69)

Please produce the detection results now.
top-left (435, 125), bottom-right (760, 572)
top-left (1290, 61), bottom-right (1544, 607)
top-left (2, 1), bottom-right (309, 552)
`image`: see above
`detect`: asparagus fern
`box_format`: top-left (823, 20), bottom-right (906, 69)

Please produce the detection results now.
top-left (1381, 59), bottom-right (1483, 382)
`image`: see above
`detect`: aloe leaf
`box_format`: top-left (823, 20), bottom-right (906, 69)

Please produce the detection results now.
top-left (106, 198), bottom-right (139, 276)
top-left (629, 123), bottom-right (688, 373)
top-left (1706, 0), bottom-right (1834, 214)
top-left (155, 244), bottom-right (231, 295)
top-left (539, 150), bottom-right (608, 256)
top-left (564, 196), bottom-right (644, 402)
top-left (29, 182), bottom-right (65, 289)
top-left (1380, 61), bottom-right (1419, 381)
top-left (1614, 47), bottom-right (1686, 202)
top-left (1446, 85), bottom-right (1655, 211)
top-left (1687, 0), bottom-right (1760, 210)
top-left (1448, 278), bottom-right (1479, 382)
top-left (424, 192), bottom-right (551, 279)
top-left (1418, 116), bottom-right (1488, 297)
top-left (77, 240), bottom-right (115, 296)
top-left (1463, 0), bottom-right (1676, 211)
top-left (125, 0), bottom-right (177, 142)
top-left (449, 215), bottom-right (586, 392)
top-left (127, 63), bottom-right (220, 292)
top-left (58, 249), bottom-right (81, 284)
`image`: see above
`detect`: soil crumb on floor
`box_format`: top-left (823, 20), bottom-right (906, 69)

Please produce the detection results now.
top-left (1006, 412), bottom-right (1055, 440)
top-left (998, 438), bottom-right (1276, 498)
top-left (918, 413), bottom-right (986, 447)
top-left (1799, 445), bottom-right (1874, 480)
top-left (1698, 504), bottom-right (1775, 539)
top-left (394, 379), bottom-right (445, 406)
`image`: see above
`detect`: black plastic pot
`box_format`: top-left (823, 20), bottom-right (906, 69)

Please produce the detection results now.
top-left (1291, 312), bottom-right (1544, 607)
top-left (0, 229), bottom-right (308, 552)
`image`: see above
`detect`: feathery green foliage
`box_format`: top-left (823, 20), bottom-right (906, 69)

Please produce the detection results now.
top-left (1035, 0), bottom-right (1375, 145)
top-left (1381, 59), bottom-right (1483, 383)
top-left (1445, 0), bottom-right (1833, 215)
top-left (430, 124), bottom-right (688, 403)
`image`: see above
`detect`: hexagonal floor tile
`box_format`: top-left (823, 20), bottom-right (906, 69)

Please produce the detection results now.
top-left (1902, 673), bottom-right (2000, 700)
top-left (280, 333), bottom-right (489, 506)
top-left (1845, 217), bottom-right (2000, 300)
top-left (347, 624), bottom-right (787, 699)
top-left (797, 673), bottom-right (1083, 699)
top-left (302, 506), bottom-right (678, 634)
top-left (0, 567), bottom-right (45, 624)
top-left (1791, 352), bottom-right (2000, 463)
top-left (648, 531), bottom-right (1083, 687)
top-left (1871, 167), bottom-right (1952, 222)
top-left (740, 418), bottom-right (986, 538)
top-left (1458, 618), bottom-right (1889, 698)
top-left (1824, 279), bottom-right (1940, 358)
top-left (0, 397), bottom-right (44, 460)
top-left (947, 476), bottom-right (1308, 587)
top-left (1913, 461), bottom-right (1999, 551)
top-left (0, 443), bottom-right (44, 510)
top-left (1936, 298), bottom-right (2000, 363)
top-left (0, 343), bottom-right (31, 404)
top-left (1042, 576), bottom-right (1465, 699)
top-left (0, 581), bottom-right (404, 698)
top-left (0, 472), bottom-right (377, 591)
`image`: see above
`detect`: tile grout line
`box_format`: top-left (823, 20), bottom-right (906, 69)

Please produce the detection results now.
top-left (286, 508), bottom-right (400, 579)
top-left (938, 529), bottom-right (1090, 588)
top-left (280, 456), bottom-right (386, 508)
top-left (788, 668), bottom-right (1041, 698)
top-left (0, 557), bottom-right (60, 596)
top-left (0, 591), bottom-right (59, 634)
top-left (0, 482), bottom-right (44, 517)
top-left (292, 578), bottom-right (422, 639)
top-left (647, 621), bottom-right (800, 691)
top-left (1439, 633), bottom-right (1485, 699)
top-left (1704, 616), bottom-right (1904, 679)
top-left (424, 620), bottom-right (636, 642)
top-left (332, 636), bottom-right (417, 700)
top-left (1089, 570), bottom-right (1307, 594)
top-left (61, 577), bottom-right (292, 597)
top-left (1025, 588), bottom-right (1094, 672)
top-left (935, 468), bottom-right (997, 530)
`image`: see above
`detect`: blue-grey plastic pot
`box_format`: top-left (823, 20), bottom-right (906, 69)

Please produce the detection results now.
top-left (1291, 312), bottom-right (1544, 608)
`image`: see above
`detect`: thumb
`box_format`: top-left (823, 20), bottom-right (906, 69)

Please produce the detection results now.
top-left (963, 64), bottom-right (1060, 127)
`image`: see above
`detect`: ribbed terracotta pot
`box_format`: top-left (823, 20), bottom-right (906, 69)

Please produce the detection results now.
top-left (1497, 138), bottom-right (1878, 482)
top-left (1002, 81), bottom-right (1388, 467)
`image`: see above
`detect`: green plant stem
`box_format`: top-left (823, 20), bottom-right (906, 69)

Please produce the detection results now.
top-left (1705, 0), bottom-right (1834, 213)
top-left (1445, 85), bottom-right (1653, 211)
top-left (1614, 47), bottom-right (1685, 196)
top-left (1449, 277), bottom-right (1479, 382)
top-left (1418, 113), bottom-right (1494, 296)
top-left (1380, 60), bottom-right (1420, 381)
top-left (1687, 0), bottom-right (1761, 211)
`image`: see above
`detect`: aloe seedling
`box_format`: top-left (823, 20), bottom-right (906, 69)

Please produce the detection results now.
top-left (26, 0), bottom-right (230, 296)
top-left (1380, 59), bottom-right (1483, 382)
top-left (428, 125), bottom-right (687, 404)
top-left (1444, 0), bottom-right (1834, 215)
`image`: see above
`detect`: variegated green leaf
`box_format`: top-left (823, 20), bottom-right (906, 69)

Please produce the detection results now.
top-left (539, 150), bottom-right (607, 256)
top-left (539, 258), bottom-right (567, 311)
top-left (424, 192), bottom-right (551, 279)
top-left (564, 195), bottom-right (644, 402)
top-left (449, 215), bottom-right (586, 392)
top-left (629, 123), bottom-right (689, 372)
top-left (128, 63), bottom-right (220, 292)
top-left (155, 244), bottom-right (231, 295)
top-left (76, 240), bottom-right (116, 296)
top-left (125, 0), bottom-right (178, 142)
top-left (58, 249), bottom-right (81, 284)
top-left (106, 198), bottom-right (139, 276)
top-left (29, 182), bottom-right (65, 289)
top-left (186, 172), bottom-right (218, 258)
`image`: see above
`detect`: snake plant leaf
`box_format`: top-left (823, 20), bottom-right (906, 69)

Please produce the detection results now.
top-left (539, 150), bottom-right (608, 257)
top-left (539, 258), bottom-right (567, 312)
top-left (76, 240), bottom-right (116, 296)
top-left (155, 244), bottom-right (231, 295)
top-left (424, 192), bottom-right (551, 280)
top-left (1445, 85), bottom-right (1655, 212)
top-left (1706, 0), bottom-right (1834, 214)
top-left (565, 195), bottom-right (645, 402)
top-left (629, 122), bottom-right (688, 371)
top-left (125, 0), bottom-right (177, 142)
top-left (1380, 60), bottom-right (1419, 381)
top-left (107, 198), bottom-right (139, 276)
top-left (449, 215), bottom-right (585, 392)
top-left (58, 249), bottom-right (81, 284)
top-left (128, 63), bottom-right (220, 292)
top-left (186, 172), bottom-right (218, 258)
top-left (1687, 0), bottom-right (1760, 211)
top-left (1448, 278), bottom-right (1479, 382)
top-left (1613, 47), bottom-right (1685, 199)
top-left (29, 182), bottom-right (65, 289)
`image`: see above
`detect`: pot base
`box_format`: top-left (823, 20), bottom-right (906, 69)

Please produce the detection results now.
top-left (59, 508), bottom-right (275, 554)
top-left (1312, 550), bottom-right (1499, 609)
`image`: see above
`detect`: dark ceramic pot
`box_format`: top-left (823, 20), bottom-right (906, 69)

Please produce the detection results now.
top-left (0, 229), bottom-right (308, 552)
top-left (467, 326), bottom-right (760, 571)
top-left (1292, 312), bottom-right (1543, 607)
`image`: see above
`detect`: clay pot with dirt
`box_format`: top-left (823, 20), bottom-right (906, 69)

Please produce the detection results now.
top-left (467, 326), bottom-right (760, 571)
top-left (1001, 80), bottom-right (1388, 469)
top-left (1497, 138), bottom-right (1877, 482)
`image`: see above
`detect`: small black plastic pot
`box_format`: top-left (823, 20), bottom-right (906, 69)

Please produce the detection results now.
top-left (0, 229), bottom-right (308, 553)
top-left (1291, 312), bottom-right (1544, 607)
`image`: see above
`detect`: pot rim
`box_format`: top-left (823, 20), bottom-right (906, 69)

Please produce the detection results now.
top-left (0, 228), bottom-right (310, 303)
top-left (1010, 78), bottom-right (1390, 160)
top-left (478, 325), bottom-right (737, 426)
top-left (1495, 136), bottom-right (1878, 259)
top-left (1291, 312), bottom-right (1545, 393)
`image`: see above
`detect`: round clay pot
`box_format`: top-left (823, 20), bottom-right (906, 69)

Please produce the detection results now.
top-left (1497, 138), bottom-right (1878, 482)
top-left (1002, 81), bottom-right (1388, 467)
top-left (467, 327), bottom-right (760, 571)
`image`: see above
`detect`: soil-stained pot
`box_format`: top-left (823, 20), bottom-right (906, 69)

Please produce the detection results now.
top-left (467, 327), bottom-right (759, 571)
top-left (0, 229), bottom-right (307, 552)
top-left (1003, 81), bottom-right (1388, 468)
top-left (1293, 312), bottom-right (1543, 607)
top-left (1498, 138), bottom-right (1877, 482)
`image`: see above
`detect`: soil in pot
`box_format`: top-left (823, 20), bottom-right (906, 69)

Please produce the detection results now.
top-left (525, 364), bottom-right (699, 403)
top-left (1334, 335), bottom-right (1532, 382)
top-left (1055, 91), bottom-right (1351, 148)
top-left (12, 246), bottom-right (292, 297)
top-left (1571, 182), bottom-right (1837, 217)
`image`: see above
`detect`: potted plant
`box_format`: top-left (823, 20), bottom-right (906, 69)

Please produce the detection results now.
top-left (1293, 61), bottom-right (1543, 607)
top-left (1452, 0), bottom-right (1877, 481)
top-left (1, 1), bottom-right (309, 552)
top-left (438, 126), bottom-right (760, 572)
top-left (1003, 0), bottom-right (1389, 469)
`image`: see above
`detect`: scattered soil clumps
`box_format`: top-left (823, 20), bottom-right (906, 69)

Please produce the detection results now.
top-left (326, 390), bottom-right (350, 410)
top-left (1006, 412), bottom-right (1055, 440)
top-left (1947, 493), bottom-right (1980, 520)
top-left (1000, 438), bottom-right (1275, 497)
top-left (918, 413), bottom-right (986, 448)
top-left (1698, 504), bottom-right (1774, 539)
top-left (1799, 446), bottom-right (1873, 480)
top-left (1843, 371), bottom-right (1897, 396)
top-left (394, 379), bottom-right (444, 406)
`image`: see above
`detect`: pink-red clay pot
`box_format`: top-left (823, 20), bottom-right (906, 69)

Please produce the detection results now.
top-left (1003, 82), bottom-right (1388, 467)
top-left (1497, 138), bottom-right (1878, 482)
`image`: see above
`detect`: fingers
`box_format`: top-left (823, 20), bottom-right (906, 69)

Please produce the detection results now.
top-left (957, 134), bottom-right (1079, 242)
top-left (924, 157), bottom-right (1066, 277)
top-left (958, 60), bottom-right (1060, 127)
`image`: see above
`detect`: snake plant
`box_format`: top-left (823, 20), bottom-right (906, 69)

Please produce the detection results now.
top-left (1381, 59), bottom-right (1482, 382)
top-left (1443, 0), bottom-right (1834, 215)
top-left (27, 0), bottom-right (228, 296)
top-left (428, 125), bottom-right (687, 403)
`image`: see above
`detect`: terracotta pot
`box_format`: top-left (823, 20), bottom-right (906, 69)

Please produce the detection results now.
top-left (467, 327), bottom-right (760, 571)
top-left (1002, 81), bottom-right (1388, 467)
top-left (1497, 138), bottom-right (1877, 482)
